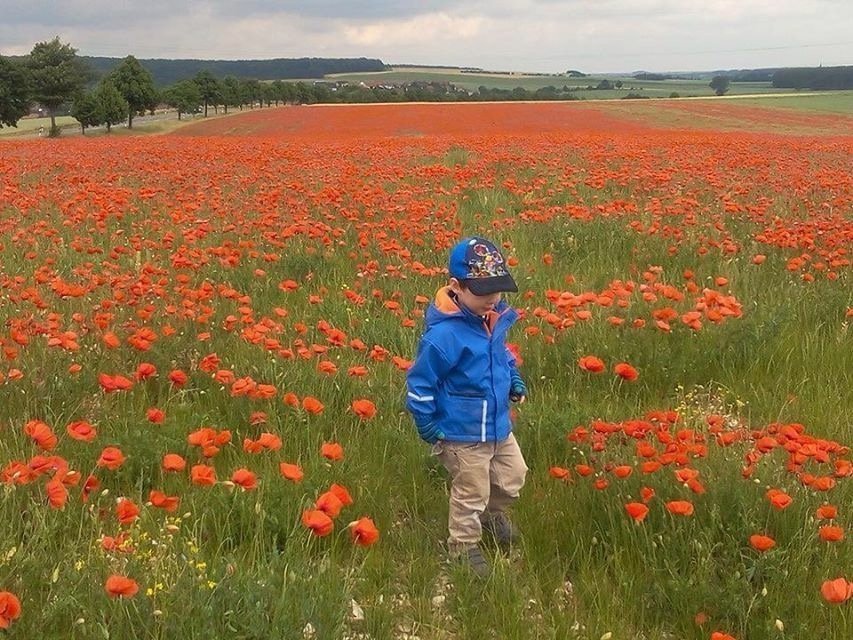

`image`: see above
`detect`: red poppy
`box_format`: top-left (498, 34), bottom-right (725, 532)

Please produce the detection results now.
top-left (749, 534), bottom-right (776, 552)
top-left (82, 475), bottom-right (100, 502)
top-left (46, 479), bottom-right (68, 509)
top-left (613, 362), bottom-right (639, 381)
top-left (146, 408), bottom-right (166, 424)
top-left (135, 362), bottom-right (157, 381)
top-left (0, 591), bottom-right (21, 629)
top-left (24, 420), bottom-right (57, 451)
top-left (168, 369), bottom-right (189, 387)
top-left (818, 526), bottom-right (844, 542)
top-left (549, 466), bottom-right (571, 480)
top-left (115, 497), bottom-right (140, 525)
top-left (329, 483), bottom-right (354, 506)
top-left (98, 373), bottom-right (134, 393)
top-left (816, 505), bottom-right (838, 520)
top-left (321, 441), bottom-right (344, 461)
top-left (351, 399), bottom-right (377, 419)
top-left (279, 462), bottom-right (304, 482)
top-left (162, 453), bottom-right (186, 472)
top-left (665, 501), bottom-right (695, 516)
top-left (578, 355), bottom-right (606, 373)
top-left (315, 491), bottom-right (344, 518)
top-left (820, 577), bottom-right (852, 604)
top-left (66, 420), bottom-right (97, 442)
top-left (349, 517), bottom-right (380, 546)
top-left (149, 490), bottom-right (180, 512)
top-left (105, 575), bottom-right (139, 598)
top-left (625, 502), bottom-right (649, 522)
top-left (302, 396), bottom-right (325, 415)
top-left (766, 489), bottom-right (793, 510)
top-left (301, 509), bottom-right (334, 536)
top-left (191, 464), bottom-right (217, 486)
top-left (232, 468), bottom-right (258, 490)
top-left (97, 447), bottom-right (126, 470)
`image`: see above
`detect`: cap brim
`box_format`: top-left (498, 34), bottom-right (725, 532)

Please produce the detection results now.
top-left (464, 274), bottom-right (518, 295)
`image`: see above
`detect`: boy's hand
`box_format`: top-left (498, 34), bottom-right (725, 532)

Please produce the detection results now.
top-left (510, 377), bottom-right (528, 404)
top-left (418, 422), bottom-right (445, 444)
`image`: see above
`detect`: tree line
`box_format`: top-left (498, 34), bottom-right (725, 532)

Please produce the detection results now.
top-left (772, 66), bottom-right (853, 90)
top-left (81, 56), bottom-right (386, 86)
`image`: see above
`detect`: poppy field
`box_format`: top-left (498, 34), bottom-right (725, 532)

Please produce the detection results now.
top-left (0, 100), bottom-right (851, 639)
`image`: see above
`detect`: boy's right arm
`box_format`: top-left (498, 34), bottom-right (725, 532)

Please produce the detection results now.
top-left (405, 339), bottom-right (450, 444)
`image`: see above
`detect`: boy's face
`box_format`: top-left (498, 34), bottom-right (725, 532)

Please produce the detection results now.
top-left (450, 278), bottom-right (502, 315)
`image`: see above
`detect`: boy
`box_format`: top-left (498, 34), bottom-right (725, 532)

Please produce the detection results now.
top-left (406, 236), bottom-right (528, 577)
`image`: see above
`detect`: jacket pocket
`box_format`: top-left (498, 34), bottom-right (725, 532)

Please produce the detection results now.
top-left (447, 393), bottom-right (487, 440)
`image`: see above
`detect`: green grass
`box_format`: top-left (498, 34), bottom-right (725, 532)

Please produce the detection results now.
top-left (727, 91), bottom-right (853, 114)
top-left (0, 115), bottom-right (77, 136)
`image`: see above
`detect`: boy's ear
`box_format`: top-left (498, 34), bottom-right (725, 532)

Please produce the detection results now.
top-left (449, 278), bottom-right (464, 293)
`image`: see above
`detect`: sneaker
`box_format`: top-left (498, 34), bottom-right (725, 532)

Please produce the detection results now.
top-left (482, 513), bottom-right (520, 547)
top-left (456, 544), bottom-right (490, 578)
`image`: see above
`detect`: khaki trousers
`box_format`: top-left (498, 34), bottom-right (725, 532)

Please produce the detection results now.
top-left (434, 433), bottom-right (527, 551)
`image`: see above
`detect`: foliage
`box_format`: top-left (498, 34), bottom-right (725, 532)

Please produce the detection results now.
top-left (108, 55), bottom-right (157, 128)
top-left (710, 75), bottom-right (732, 96)
top-left (772, 66), bottom-right (853, 90)
top-left (25, 37), bottom-right (89, 135)
top-left (162, 80), bottom-right (202, 119)
top-left (0, 55), bottom-right (30, 128)
top-left (70, 91), bottom-right (101, 133)
top-left (80, 56), bottom-right (386, 86)
top-left (94, 80), bottom-right (128, 132)
top-left (193, 70), bottom-right (221, 117)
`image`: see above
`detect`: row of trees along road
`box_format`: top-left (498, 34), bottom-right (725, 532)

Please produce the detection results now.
top-left (0, 38), bottom-right (317, 136)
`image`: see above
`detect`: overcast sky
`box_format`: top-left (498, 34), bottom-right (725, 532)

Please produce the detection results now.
top-left (2, 1), bottom-right (851, 73)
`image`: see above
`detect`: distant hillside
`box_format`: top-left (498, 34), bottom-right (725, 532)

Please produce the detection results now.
top-left (80, 56), bottom-right (387, 86)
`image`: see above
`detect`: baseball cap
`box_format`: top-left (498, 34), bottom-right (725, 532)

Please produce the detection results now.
top-left (448, 237), bottom-right (518, 296)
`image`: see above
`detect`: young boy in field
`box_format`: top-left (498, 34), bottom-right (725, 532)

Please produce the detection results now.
top-left (406, 236), bottom-right (528, 577)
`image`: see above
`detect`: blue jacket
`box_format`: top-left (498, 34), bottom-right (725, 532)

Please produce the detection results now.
top-left (406, 287), bottom-right (520, 443)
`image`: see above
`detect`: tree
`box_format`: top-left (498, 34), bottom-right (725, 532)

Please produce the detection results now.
top-left (220, 76), bottom-right (242, 113)
top-left (193, 70), bottom-right (221, 117)
top-left (26, 37), bottom-right (89, 135)
top-left (95, 80), bottom-right (128, 133)
top-left (240, 78), bottom-right (262, 108)
top-left (0, 55), bottom-right (30, 128)
top-left (109, 55), bottom-right (157, 128)
top-left (70, 91), bottom-right (101, 134)
top-left (163, 80), bottom-right (201, 120)
top-left (709, 75), bottom-right (730, 96)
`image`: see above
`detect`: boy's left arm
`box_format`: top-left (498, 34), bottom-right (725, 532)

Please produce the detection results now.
top-left (506, 346), bottom-right (527, 404)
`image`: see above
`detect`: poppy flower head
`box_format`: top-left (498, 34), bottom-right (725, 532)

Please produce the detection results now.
top-left (0, 591), bottom-right (21, 628)
top-left (105, 575), bottom-right (139, 598)
top-left (820, 577), bottom-right (852, 604)
top-left (351, 399), bottom-right (377, 420)
top-left (349, 517), bottom-right (380, 546)
top-left (578, 355), bottom-right (606, 373)
top-left (279, 462), bottom-right (304, 482)
top-left (321, 441), bottom-right (344, 461)
top-left (625, 502), bottom-right (649, 522)
top-left (749, 534), bottom-right (776, 552)
top-left (302, 509), bottom-right (334, 536)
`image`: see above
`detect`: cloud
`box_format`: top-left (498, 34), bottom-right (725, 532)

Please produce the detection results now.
top-left (342, 12), bottom-right (486, 47)
top-left (1, 1), bottom-right (851, 72)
